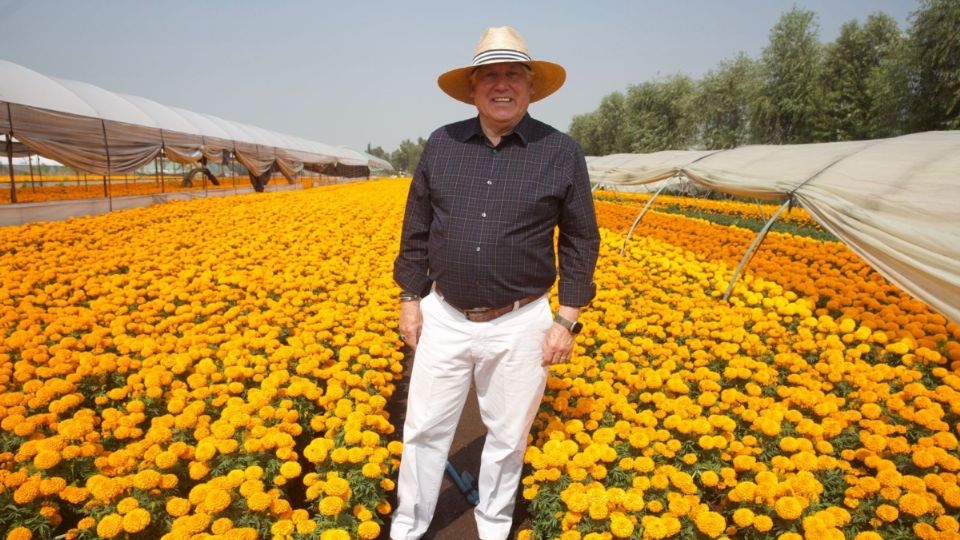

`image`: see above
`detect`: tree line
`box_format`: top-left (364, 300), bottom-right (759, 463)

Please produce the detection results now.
top-left (365, 138), bottom-right (426, 175)
top-left (569, 0), bottom-right (959, 155)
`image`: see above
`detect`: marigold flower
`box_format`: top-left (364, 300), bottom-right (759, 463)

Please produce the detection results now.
top-left (357, 521), bottom-right (381, 539)
top-left (96, 513), bottom-right (124, 538)
top-left (122, 508), bottom-right (151, 533)
top-left (166, 496), bottom-right (191, 517)
top-left (319, 495), bottom-right (345, 516)
top-left (694, 510), bottom-right (725, 538)
top-left (5, 527), bottom-right (32, 540)
top-left (774, 496), bottom-right (804, 520)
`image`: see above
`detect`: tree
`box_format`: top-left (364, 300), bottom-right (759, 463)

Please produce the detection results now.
top-left (907, 0), bottom-right (960, 130)
top-left (752, 8), bottom-right (824, 144)
top-left (820, 14), bottom-right (904, 140)
top-left (623, 75), bottom-right (698, 152)
top-left (695, 53), bottom-right (760, 149)
top-left (365, 143), bottom-right (390, 161)
top-left (389, 137), bottom-right (427, 174)
top-left (568, 92), bottom-right (631, 155)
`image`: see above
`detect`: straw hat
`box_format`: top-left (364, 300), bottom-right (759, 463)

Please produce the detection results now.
top-left (437, 26), bottom-right (566, 104)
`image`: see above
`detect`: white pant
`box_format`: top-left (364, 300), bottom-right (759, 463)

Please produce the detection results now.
top-left (390, 292), bottom-right (551, 540)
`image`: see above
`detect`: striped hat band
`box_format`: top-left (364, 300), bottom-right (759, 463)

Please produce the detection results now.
top-left (473, 49), bottom-right (532, 65)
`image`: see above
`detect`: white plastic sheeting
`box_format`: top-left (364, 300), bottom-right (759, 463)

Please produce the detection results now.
top-left (587, 131), bottom-right (960, 325)
top-left (0, 59), bottom-right (392, 177)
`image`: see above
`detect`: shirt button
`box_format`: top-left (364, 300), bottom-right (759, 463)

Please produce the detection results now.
top-left (476, 247), bottom-right (481, 252)
top-left (486, 180), bottom-right (492, 185)
top-left (492, 149), bottom-right (498, 154)
top-left (481, 212), bottom-right (486, 218)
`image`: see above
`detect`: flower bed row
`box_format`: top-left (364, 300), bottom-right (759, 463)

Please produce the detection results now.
top-left (518, 214), bottom-right (959, 539)
top-left (0, 180), bottom-right (413, 539)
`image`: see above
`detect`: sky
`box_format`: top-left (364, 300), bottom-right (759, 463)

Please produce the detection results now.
top-left (0, 0), bottom-right (920, 154)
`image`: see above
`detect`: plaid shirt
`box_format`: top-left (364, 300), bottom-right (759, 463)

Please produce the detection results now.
top-left (394, 114), bottom-right (599, 309)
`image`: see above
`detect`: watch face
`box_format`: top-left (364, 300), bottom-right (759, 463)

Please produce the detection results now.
top-left (570, 321), bottom-right (584, 334)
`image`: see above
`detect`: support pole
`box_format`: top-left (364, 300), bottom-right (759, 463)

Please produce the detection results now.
top-left (159, 152), bottom-right (165, 193)
top-left (5, 134), bottom-right (16, 204)
top-left (620, 179), bottom-right (674, 256)
top-left (722, 199), bottom-right (791, 301)
top-left (28, 153), bottom-right (35, 191)
top-left (100, 120), bottom-right (113, 211)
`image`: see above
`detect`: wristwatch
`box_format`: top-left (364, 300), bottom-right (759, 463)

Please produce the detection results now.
top-left (554, 313), bottom-right (583, 334)
top-left (399, 291), bottom-right (421, 302)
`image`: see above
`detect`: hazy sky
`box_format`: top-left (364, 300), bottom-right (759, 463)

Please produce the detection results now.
top-left (1, 0), bottom-right (919, 153)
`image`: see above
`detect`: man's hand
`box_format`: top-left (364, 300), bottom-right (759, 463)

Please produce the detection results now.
top-left (542, 306), bottom-right (580, 366)
top-left (399, 300), bottom-right (423, 350)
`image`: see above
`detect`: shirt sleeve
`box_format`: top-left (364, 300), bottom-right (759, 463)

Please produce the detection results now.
top-left (393, 143), bottom-right (435, 297)
top-left (556, 144), bottom-right (600, 307)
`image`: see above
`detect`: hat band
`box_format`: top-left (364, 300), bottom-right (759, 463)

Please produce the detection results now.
top-left (472, 49), bottom-right (532, 66)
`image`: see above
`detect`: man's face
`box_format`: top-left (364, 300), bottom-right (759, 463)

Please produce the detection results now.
top-left (470, 62), bottom-right (534, 133)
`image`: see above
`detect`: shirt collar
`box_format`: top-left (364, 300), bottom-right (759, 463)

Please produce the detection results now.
top-left (459, 114), bottom-right (532, 147)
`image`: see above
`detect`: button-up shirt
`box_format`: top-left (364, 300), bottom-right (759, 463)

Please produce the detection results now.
top-left (394, 114), bottom-right (599, 310)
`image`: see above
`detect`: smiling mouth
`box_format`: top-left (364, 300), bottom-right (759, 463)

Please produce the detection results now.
top-left (492, 97), bottom-right (513, 103)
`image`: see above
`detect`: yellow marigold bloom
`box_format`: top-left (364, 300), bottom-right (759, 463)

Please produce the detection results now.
top-left (778, 533), bottom-right (802, 540)
top-left (362, 462), bottom-right (382, 479)
top-left (132, 469), bottom-right (162, 490)
top-left (319, 529), bottom-right (351, 540)
top-left (357, 521), bottom-right (381, 539)
top-left (154, 450), bottom-right (178, 469)
top-left (202, 487), bottom-right (232, 513)
top-left (166, 496), bottom-right (191, 517)
top-left (319, 495), bottom-right (345, 516)
top-left (6, 527), bottom-right (32, 540)
top-left (279, 460), bottom-right (301, 479)
top-left (294, 518), bottom-right (317, 534)
top-left (753, 515), bottom-right (773, 532)
top-left (271, 519), bottom-right (295, 536)
top-left (330, 447), bottom-right (349, 464)
top-left (732, 508), bottom-right (755, 527)
top-left (694, 510), bottom-right (726, 538)
top-left (694, 471), bottom-right (720, 490)
top-left (96, 513), bottom-right (124, 538)
top-left (116, 496), bottom-right (140, 514)
top-left (211, 517), bottom-right (233, 534)
top-left (122, 508), bottom-right (151, 533)
top-left (608, 512), bottom-right (634, 538)
top-left (854, 533), bottom-right (883, 540)
top-left (246, 490), bottom-right (272, 512)
top-left (774, 496), bottom-right (804, 520)
top-left (245, 465), bottom-right (264, 480)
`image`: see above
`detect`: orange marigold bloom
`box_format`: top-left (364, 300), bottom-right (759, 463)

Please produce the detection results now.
top-left (166, 496), bottom-right (191, 517)
top-left (122, 508), bottom-right (151, 533)
top-left (6, 527), bottom-right (32, 540)
top-left (694, 511), bottom-right (726, 538)
top-left (96, 513), bottom-right (123, 538)
top-left (774, 496), bottom-right (804, 520)
top-left (357, 521), bottom-right (381, 540)
top-left (875, 504), bottom-right (899, 522)
top-left (899, 492), bottom-right (929, 517)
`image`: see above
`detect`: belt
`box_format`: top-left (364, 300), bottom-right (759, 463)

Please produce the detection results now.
top-left (435, 287), bottom-right (541, 323)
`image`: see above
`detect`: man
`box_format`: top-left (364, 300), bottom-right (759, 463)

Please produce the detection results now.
top-left (391, 26), bottom-right (600, 540)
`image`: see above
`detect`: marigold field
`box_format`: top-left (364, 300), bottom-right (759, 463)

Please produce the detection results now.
top-left (1, 179), bottom-right (958, 540)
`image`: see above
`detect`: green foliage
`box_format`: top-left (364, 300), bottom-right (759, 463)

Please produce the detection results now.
top-left (908, 0), bottom-right (960, 130)
top-left (752, 8), bottom-right (824, 144)
top-left (568, 1), bottom-right (960, 153)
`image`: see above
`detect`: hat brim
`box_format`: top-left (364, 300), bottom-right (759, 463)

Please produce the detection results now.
top-left (437, 59), bottom-right (566, 105)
